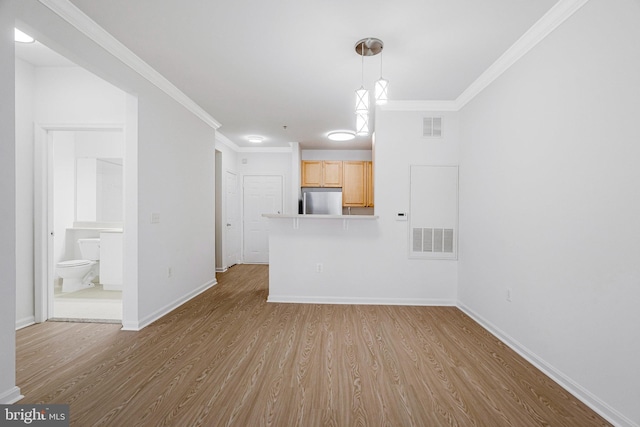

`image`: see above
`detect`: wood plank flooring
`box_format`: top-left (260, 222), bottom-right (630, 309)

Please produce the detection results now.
top-left (16, 264), bottom-right (610, 426)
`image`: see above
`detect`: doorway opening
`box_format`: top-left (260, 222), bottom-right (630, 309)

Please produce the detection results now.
top-left (49, 129), bottom-right (124, 322)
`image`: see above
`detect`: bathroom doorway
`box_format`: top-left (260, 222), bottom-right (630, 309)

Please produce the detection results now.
top-left (46, 129), bottom-right (124, 323)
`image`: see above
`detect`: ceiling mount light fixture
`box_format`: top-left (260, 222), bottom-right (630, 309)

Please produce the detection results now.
top-left (247, 136), bottom-right (264, 143)
top-left (328, 131), bottom-right (355, 141)
top-left (15, 28), bottom-right (35, 43)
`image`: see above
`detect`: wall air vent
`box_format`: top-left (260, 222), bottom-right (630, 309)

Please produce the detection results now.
top-left (412, 228), bottom-right (454, 253)
top-left (423, 117), bottom-right (443, 138)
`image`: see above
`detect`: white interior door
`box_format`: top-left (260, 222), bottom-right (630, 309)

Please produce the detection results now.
top-left (243, 175), bottom-right (283, 264)
top-left (225, 171), bottom-right (240, 268)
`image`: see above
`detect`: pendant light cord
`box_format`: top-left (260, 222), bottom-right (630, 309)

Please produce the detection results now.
top-left (361, 41), bottom-right (365, 86)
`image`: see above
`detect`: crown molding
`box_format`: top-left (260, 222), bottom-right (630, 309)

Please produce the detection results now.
top-left (38, 0), bottom-right (221, 130)
top-left (455, 0), bottom-right (590, 109)
top-left (215, 132), bottom-right (241, 151)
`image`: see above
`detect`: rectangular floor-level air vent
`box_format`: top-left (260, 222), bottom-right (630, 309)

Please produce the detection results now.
top-left (423, 117), bottom-right (443, 137)
top-left (412, 228), bottom-right (454, 253)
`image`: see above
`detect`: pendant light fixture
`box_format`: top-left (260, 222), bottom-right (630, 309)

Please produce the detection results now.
top-left (375, 49), bottom-right (389, 105)
top-left (354, 38), bottom-right (386, 135)
top-left (355, 41), bottom-right (369, 114)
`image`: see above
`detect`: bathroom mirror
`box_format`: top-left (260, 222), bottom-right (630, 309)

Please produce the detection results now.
top-left (76, 157), bottom-right (123, 222)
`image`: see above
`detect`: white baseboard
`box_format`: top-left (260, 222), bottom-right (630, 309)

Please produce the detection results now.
top-left (121, 279), bottom-right (217, 331)
top-left (457, 302), bottom-right (637, 427)
top-left (215, 267), bottom-right (227, 273)
top-left (0, 386), bottom-right (23, 404)
top-left (267, 295), bottom-right (456, 306)
top-left (15, 316), bottom-right (35, 330)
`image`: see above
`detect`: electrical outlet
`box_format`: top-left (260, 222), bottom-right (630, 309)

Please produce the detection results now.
top-left (506, 288), bottom-right (512, 302)
top-left (168, 267), bottom-right (173, 278)
top-left (316, 263), bottom-right (323, 273)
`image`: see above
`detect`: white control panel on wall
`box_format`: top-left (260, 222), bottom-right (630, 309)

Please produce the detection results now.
top-left (409, 165), bottom-right (458, 260)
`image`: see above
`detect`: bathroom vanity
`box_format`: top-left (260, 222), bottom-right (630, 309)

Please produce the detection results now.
top-left (100, 231), bottom-right (123, 291)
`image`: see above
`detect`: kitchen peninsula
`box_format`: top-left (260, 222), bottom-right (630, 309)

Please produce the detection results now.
top-left (263, 213), bottom-right (391, 304)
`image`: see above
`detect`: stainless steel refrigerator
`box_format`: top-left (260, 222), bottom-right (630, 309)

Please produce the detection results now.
top-left (302, 188), bottom-right (342, 215)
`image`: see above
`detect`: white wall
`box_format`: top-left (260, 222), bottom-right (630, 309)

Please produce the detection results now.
top-left (15, 58), bottom-right (35, 329)
top-left (34, 66), bottom-right (125, 123)
top-left (458, 0), bottom-right (640, 425)
top-left (302, 149), bottom-right (372, 161)
top-left (0, 2), bottom-right (21, 404)
top-left (136, 88), bottom-right (216, 327)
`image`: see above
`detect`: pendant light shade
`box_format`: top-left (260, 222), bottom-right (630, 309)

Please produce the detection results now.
top-left (355, 86), bottom-right (369, 113)
top-left (356, 113), bottom-right (369, 135)
top-left (375, 78), bottom-right (389, 105)
top-left (375, 48), bottom-right (388, 105)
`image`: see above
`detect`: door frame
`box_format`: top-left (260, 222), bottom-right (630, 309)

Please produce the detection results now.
top-left (33, 123), bottom-right (130, 322)
top-left (224, 170), bottom-right (240, 269)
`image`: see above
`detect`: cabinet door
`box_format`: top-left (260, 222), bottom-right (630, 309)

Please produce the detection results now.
top-left (365, 161), bottom-right (374, 207)
top-left (301, 161), bottom-right (323, 187)
top-left (342, 161), bottom-right (366, 206)
top-left (323, 161), bottom-right (343, 187)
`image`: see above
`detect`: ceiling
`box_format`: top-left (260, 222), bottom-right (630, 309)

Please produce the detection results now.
top-left (20, 0), bottom-right (559, 150)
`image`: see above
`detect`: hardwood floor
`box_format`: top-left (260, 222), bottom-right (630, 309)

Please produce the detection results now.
top-left (17, 264), bottom-right (610, 426)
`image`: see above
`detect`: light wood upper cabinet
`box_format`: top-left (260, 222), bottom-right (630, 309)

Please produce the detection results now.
top-left (343, 161), bottom-right (374, 207)
top-left (301, 161), bottom-right (323, 187)
top-left (301, 160), bottom-right (343, 187)
top-left (322, 161), bottom-right (343, 187)
top-left (343, 161), bottom-right (366, 207)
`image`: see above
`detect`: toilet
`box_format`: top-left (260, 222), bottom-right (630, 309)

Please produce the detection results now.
top-left (56, 238), bottom-right (100, 293)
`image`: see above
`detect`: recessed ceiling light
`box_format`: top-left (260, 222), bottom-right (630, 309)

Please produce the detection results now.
top-left (15, 28), bottom-right (35, 43)
top-left (247, 136), bottom-right (263, 143)
top-left (328, 131), bottom-right (355, 141)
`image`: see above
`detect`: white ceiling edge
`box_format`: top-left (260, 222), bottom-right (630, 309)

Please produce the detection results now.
top-left (381, 0), bottom-right (590, 114)
top-left (38, 0), bottom-right (589, 139)
top-left (37, 0), bottom-right (221, 130)
top-left (455, 0), bottom-right (590, 110)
